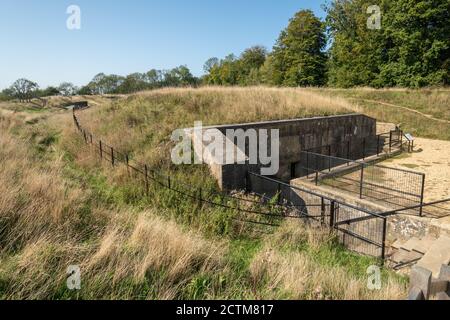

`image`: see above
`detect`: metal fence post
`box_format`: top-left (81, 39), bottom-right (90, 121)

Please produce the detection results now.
top-left (125, 154), bottom-right (130, 175)
top-left (144, 164), bottom-right (149, 196)
top-left (330, 201), bottom-right (335, 228)
top-left (99, 140), bottom-right (103, 159)
top-left (400, 130), bottom-right (403, 149)
top-left (389, 131), bottom-right (393, 153)
top-left (362, 137), bottom-right (366, 160)
top-left (315, 170), bottom-right (319, 186)
top-left (321, 197), bottom-right (325, 225)
top-left (419, 174), bottom-right (426, 217)
top-left (381, 218), bottom-right (387, 262)
top-left (111, 147), bottom-right (115, 166)
top-left (377, 135), bottom-right (381, 156)
top-left (359, 164), bottom-right (364, 199)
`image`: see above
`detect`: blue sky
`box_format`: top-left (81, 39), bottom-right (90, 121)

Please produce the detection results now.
top-left (0, 0), bottom-right (327, 89)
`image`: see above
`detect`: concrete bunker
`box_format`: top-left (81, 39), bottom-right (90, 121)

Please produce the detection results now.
top-left (186, 113), bottom-right (378, 191)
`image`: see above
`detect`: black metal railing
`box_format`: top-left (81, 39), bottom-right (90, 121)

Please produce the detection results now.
top-left (297, 151), bottom-right (426, 216)
top-left (247, 172), bottom-right (388, 259)
top-left (304, 129), bottom-right (409, 162)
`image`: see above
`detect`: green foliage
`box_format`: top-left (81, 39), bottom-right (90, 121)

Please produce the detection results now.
top-left (82, 66), bottom-right (199, 95)
top-left (39, 86), bottom-right (60, 97)
top-left (0, 88), bottom-right (14, 101)
top-left (378, 0), bottom-right (450, 87)
top-left (204, 47), bottom-right (267, 86)
top-left (326, 0), bottom-right (450, 88)
top-left (266, 10), bottom-right (328, 86)
top-left (204, 10), bottom-right (328, 87)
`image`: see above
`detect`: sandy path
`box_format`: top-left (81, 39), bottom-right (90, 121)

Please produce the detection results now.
top-left (384, 138), bottom-right (450, 204)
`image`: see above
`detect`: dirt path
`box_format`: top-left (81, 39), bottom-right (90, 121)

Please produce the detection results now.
top-left (350, 98), bottom-right (450, 124)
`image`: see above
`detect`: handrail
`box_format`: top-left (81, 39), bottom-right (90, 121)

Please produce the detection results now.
top-left (300, 150), bottom-right (424, 175)
top-left (248, 172), bottom-right (386, 219)
top-left (381, 198), bottom-right (450, 216)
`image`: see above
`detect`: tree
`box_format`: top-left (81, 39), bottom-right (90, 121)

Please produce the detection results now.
top-left (161, 66), bottom-right (198, 87)
top-left (325, 0), bottom-right (389, 87)
top-left (102, 75), bottom-right (125, 93)
top-left (116, 73), bottom-right (148, 93)
top-left (174, 66), bottom-right (197, 86)
top-left (238, 46), bottom-right (267, 85)
top-left (77, 85), bottom-right (93, 95)
top-left (146, 69), bottom-right (163, 88)
top-left (40, 86), bottom-right (60, 97)
top-left (239, 46), bottom-right (267, 73)
top-left (9, 78), bottom-right (39, 102)
top-left (88, 73), bottom-right (107, 94)
top-left (267, 10), bottom-right (327, 86)
top-left (203, 57), bottom-right (219, 74)
top-left (58, 82), bottom-right (78, 96)
top-left (0, 88), bottom-right (14, 101)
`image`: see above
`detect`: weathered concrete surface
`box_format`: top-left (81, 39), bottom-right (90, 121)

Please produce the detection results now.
top-left (416, 236), bottom-right (450, 278)
top-left (409, 266), bottom-right (432, 299)
top-left (290, 178), bottom-right (390, 213)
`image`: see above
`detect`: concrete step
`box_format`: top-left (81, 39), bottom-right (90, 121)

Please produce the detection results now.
top-left (416, 235), bottom-right (450, 278)
top-left (390, 248), bottom-right (423, 264)
top-left (401, 236), bottom-right (436, 254)
top-left (392, 239), bottom-right (406, 250)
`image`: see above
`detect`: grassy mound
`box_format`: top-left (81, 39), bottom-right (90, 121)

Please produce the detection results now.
top-left (0, 87), bottom-right (408, 299)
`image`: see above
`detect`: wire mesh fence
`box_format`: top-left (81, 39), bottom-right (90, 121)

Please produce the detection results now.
top-left (248, 173), bottom-right (387, 259)
top-left (304, 129), bottom-right (410, 161)
top-left (298, 151), bottom-right (425, 216)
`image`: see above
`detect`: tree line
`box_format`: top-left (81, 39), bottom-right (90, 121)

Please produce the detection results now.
top-left (0, 65), bottom-right (199, 101)
top-left (204, 0), bottom-right (449, 88)
top-left (1, 0), bottom-right (448, 102)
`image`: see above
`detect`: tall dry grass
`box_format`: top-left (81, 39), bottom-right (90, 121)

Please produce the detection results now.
top-left (249, 220), bottom-right (407, 300)
top-left (134, 86), bottom-right (360, 125)
top-left (0, 90), bottom-right (409, 300)
top-left (0, 114), bottom-right (224, 299)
